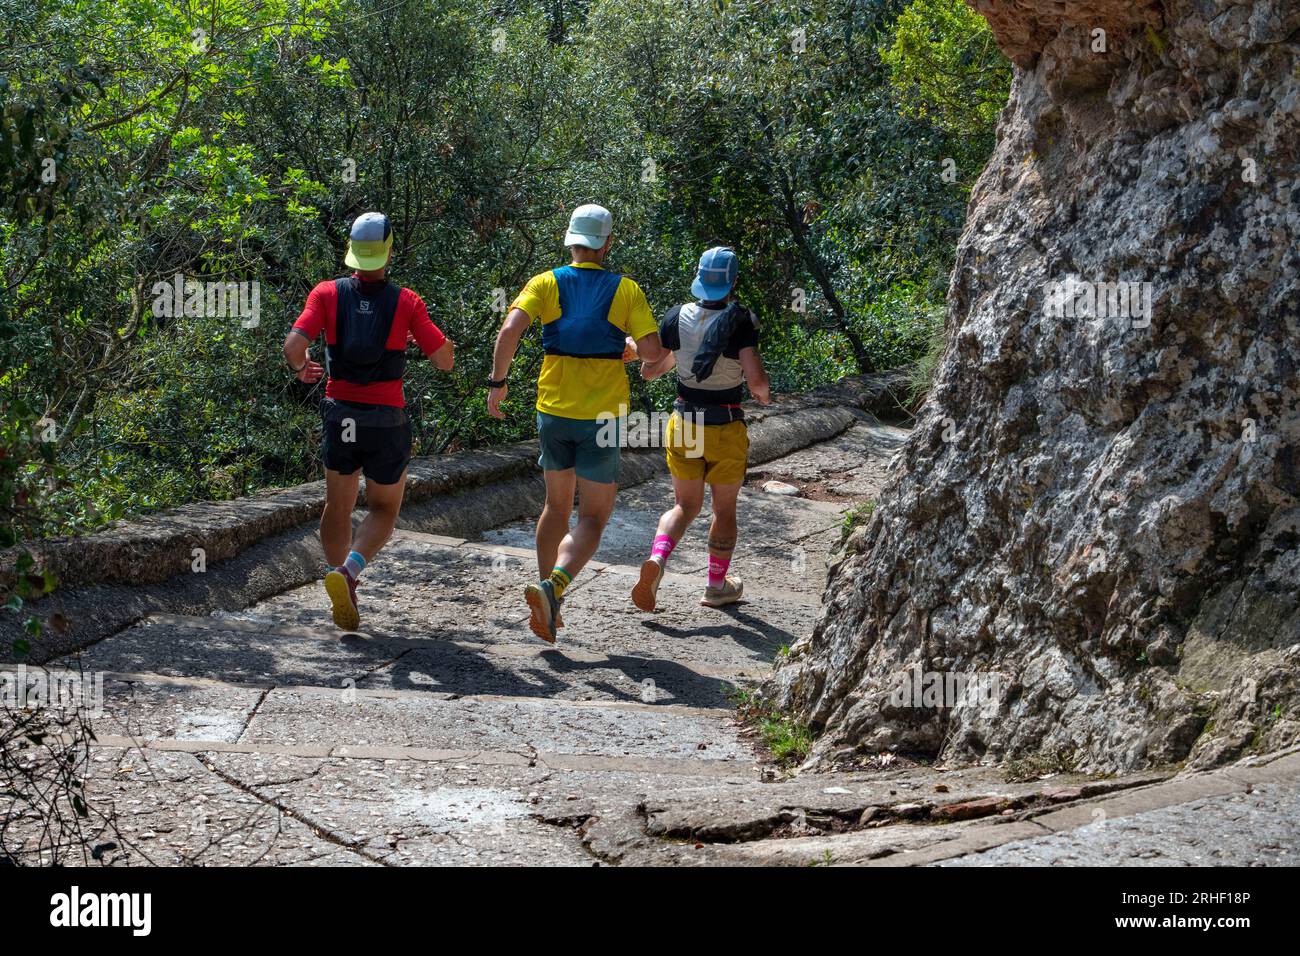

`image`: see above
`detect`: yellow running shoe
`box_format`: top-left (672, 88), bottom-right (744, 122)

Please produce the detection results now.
top-left (524, 579), bottom-right (560, 644)
top-left (324, 568), bottom-right (360, 631)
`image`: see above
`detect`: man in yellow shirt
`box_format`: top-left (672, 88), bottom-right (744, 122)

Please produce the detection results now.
top-left (488, 204), bottom-right (666, 642)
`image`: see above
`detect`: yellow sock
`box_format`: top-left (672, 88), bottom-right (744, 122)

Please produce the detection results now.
top-left (549, 566), bottom-right (572, 599)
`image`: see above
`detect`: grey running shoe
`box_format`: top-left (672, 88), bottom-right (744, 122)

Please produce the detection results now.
top-left (700, 576), bottom-right (743, 608)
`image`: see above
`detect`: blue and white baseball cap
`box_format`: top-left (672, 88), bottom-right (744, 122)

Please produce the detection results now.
top-left (344, 212), bottom-right (393, 270)
top-left (691, 246), bottom-right (738, 301)
top-left (563, 203), bottom-right (613, 250)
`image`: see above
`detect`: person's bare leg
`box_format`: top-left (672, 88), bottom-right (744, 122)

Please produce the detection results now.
top-left (707, 480), bottom-right (742, 564)
top-left (526, 475), bottom-right (614, 643)
top-left (321, 469), bottom-right (362, 568)
top-left (657, 476), bottom-right (705, 543)
top-left (322, 468), bottom-right (385, 631)
top-left (704, 480), bottom-right (744, 605)
top-left (536, 468), bottom-right (576, 579)
top-left (351, 470), bottom-right (408, 561)
top-left (555, 477), bottom-right (618, 580)
top-left (633, 476), bottom-right (705, 611)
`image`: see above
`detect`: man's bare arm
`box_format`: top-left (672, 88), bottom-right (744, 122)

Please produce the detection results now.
top-left (487, 308), bottom-right (531, 419)
top-left (641, 349), bottom-right (676, 381)
top-left (633, 331), bottom-right (666, 365)
top-left (739, 346), bottom-right (771, 404)
top-left (429, 339), bottom-right (454, 371)
top-left (282, 330), bottom-right (323, 383)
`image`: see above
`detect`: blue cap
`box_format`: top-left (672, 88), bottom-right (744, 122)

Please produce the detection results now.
top-left (691, 246), bottom-right (738, 302)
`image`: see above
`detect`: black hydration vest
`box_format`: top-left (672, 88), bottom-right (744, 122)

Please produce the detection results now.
top-left (325, 277), bottom-right (405, 385)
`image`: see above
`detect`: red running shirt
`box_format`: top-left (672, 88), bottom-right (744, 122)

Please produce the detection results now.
top-left (292, 275), bottom-right (447, 408)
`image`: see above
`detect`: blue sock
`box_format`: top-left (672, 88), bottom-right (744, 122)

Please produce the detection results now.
top-left (343, 551), bottom-right (366, 579)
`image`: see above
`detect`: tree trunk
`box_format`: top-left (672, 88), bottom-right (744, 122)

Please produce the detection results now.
top-left (775, 169), bottom-right (875, 374)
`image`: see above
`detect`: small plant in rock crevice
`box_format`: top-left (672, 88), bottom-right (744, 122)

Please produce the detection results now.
top-left (727, 686), bottom-right (813, 768)
top-left (839, 500), bottom-right (876, 547)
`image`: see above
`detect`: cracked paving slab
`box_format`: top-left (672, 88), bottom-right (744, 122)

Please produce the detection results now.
top-left (238, 687), bottom-right (751, 761)
top-left (357, 638), bottom-right (758, 708)
top-left (74, 615), bottom-right (409, 688)
top-left (937, 778), bottom-right (1300, 867)
top-left (1, 748), bottom-right (374, 866)
top-left (92, 676), bottom-right (266, 743)
top-left (202, 751), bottom-right (756, 866)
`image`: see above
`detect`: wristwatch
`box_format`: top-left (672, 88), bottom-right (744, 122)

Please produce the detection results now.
top-left (487, 376), bottom-right (507, 389)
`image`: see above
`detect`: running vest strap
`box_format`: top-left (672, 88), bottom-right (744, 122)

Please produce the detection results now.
top-left (675, 397), bottom-right (746, 426)
top-left (542, 266), bottom-right (626, 360)
top-left (689, 302), bottom-right (740, 381)
top-left (326, 277), bottom-right (405, 385)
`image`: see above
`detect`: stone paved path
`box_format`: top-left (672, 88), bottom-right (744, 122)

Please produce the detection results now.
top-left (939, 778), bottom-right (1300, 867)
top-left (12, 418), bottom-right (1300, 866)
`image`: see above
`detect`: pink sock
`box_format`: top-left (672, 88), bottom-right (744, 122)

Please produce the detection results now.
top-left (650, 534), bottom-right (676, 565)
top-left (708, 554), bottom-right (730, 589)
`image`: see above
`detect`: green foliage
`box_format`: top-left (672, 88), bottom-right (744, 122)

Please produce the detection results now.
top-left (882, 0), bottom-right (1011, 141)
top-left (0, 396), bottom-right (61, 649)
top-left (905, 304), bottom-right (947, 406)
top-left (0, 0), bottom-right (1009, 541)
top-left (839, 499), bottom-right (876, 546)
top-left (728, 685), bottom-right (813, 767)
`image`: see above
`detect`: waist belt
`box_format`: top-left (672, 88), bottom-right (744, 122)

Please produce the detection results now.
top-left (674, 398), bottom-right (745, 426)
top-left (321, 397), bottom-right (408, 429)
top-left (545, 347), bottom-right (623, 360)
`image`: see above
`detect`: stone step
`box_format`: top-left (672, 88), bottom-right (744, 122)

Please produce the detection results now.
top-left (238, 684), bottom-right (750, 761)
top-left (80, 744), bottom-right (749, 866)
top-left (90, 731), bottom-right (754, 781)
top-left (74, 607), bottom-right (769, 708)
top-left (78, 665), bottom-right (756, 766)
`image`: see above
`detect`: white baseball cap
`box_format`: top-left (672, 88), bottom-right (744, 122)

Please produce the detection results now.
top-left (563, 203), bottom-right (613, 250)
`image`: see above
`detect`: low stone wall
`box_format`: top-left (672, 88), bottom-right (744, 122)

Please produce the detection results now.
top-left (2, 374), bottom-right (902, 662)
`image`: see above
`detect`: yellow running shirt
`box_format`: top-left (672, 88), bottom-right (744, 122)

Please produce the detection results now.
top-left (510, 262), bottom-right (657, 420)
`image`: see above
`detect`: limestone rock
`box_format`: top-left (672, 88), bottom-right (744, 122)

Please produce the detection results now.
top-left (769, 0), bottom-right (1300, 774)
top-left (763, 480), bottom-right (800, 496)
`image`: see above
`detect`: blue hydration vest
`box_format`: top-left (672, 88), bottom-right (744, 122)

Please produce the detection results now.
top-left (542, 266), bottom-right (625, 360)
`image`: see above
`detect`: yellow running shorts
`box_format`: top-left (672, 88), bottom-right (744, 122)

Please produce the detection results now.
top-left (665, 414), bottom-right (749, 485)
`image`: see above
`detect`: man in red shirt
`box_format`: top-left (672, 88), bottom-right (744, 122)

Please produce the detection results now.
top-left (282, 212), bottom-right (453, 630)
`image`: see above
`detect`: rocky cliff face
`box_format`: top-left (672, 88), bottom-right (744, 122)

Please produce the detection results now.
top-left (770, 0), bottom-right (1300, 773)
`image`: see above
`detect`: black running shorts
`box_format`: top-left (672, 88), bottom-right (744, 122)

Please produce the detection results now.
top-left (320, 398), bottom-right (412, 485)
